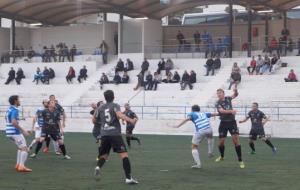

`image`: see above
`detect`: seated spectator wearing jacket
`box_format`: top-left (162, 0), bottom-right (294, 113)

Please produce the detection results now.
top-left (5, 67), bottom-right (15, 85)
top-left (247, 56), bottom-right (256, 75)
top-left (162, 72), bottom-right (173, 83)
top-left (15, 68), bottom-right (25, 85)
top-left (125, 58), bottom-right (134, 71)
top-left (229, 63), bottom-right (241, 90)
top-left (33, 67), bottom-right (42, 85)
top-left (49, 68), bottom-right (55, 80)
top-left (42, 66), bottom-right (50, 84)
top-left (172, 71), bottom-right (181, 83)
top-left (260, 55), bottom-right (271, 74)
top-left (181, 70), bottom-right (193, 90)
top-left (214, 55), bottom-right (221, 70)
top-left (112, 72), bottom-right (122, 85)
top-left (141, 58), bottom-right (149, 75)
top-left (255, 55), bottom-right (264, 74)
top-left (122, 71), bottom-right (130, 83)
top-left (285, 69), bottom-right (298, 82)
top-left (115, 59), bottom-right (125, 72)
top-left (78, 65), bottom-right (88, 83)
top-left (157, 58), bottom-right (165, 75)
top-left (144, 71), bottom-right (153, 90)
top-left (205, 56), bottom-right (215, 76)
top-left (66, 66), bottom-right (76, 84)
top-left (99, 73), bottom-right (109, 90)
top-left (165, 58), bottom-right (174, 76)
top-left (190, 70), bottom-right (197, 84)
top-left (269, 54), bottom-right (280, 73)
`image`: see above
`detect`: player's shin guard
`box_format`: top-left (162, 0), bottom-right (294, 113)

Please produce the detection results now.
top-left (207, 138), bottom-right (214, 154)
top-left (59, 144), bottom-right (67, 156)
top-left (219, 145), bottom-right (225, 158)
top-left (20, 151), bottom-right (28, 166)
top-left (249, 142), bottom-right (255, 152)
top-left (192, 149), bottom-right (201, 166)
top-left (97, 158), bottom-right (106, 168)
top-left (35, 142), bottom-right (43, 154)
top-left (235, 145), bottom-right (242, 162)
top-left (264, 140), bottom-right (274, 149)
top-left (45, 136), bottom-right (50, 148)
top-left (17, 150), bottom-right (21, 165)
top-left (122, 157), bottom-right (132, 179)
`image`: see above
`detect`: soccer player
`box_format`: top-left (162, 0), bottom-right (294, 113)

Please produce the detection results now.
top-left (29, 100), bottom-right (48, 150)
top-left (239, 102), bottom-right (277, 154)
top-left (123, 103), bottom-right (141, 148)
top-left (94, 90), bottom-right (138, 184)
top-left (174, 105), bottom-right (217, 169)
top-left (5, 95), bottom-right (32, 172)
top-left (215, 88), bottom-right (245, 169)
top-left (30, 100), bottom-right (71, 159)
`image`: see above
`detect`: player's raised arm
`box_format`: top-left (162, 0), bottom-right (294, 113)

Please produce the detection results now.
top-left (174, 117), bottom-right (191, 128)
top-left (116, 111), bottom-right (137, 125)
top-left (231, 88), bottom-right (239, 99)
top-left (239, 117), bottom-right (249, 124)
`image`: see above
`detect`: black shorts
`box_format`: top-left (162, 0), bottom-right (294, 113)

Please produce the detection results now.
top-left (249, 128), bottom-right (265, 140)
top-left (126, 125), bottom-right (135, 135)
top-left (99, 136), bottom-right (127, 156)
top-left (218, 120), bottom-right (239, 138)
top-left (41, 129), bottom-right (62, 141)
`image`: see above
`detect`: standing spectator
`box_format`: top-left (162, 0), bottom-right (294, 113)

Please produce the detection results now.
top-left (190, 70), bottom-right (197, 84)
top-left (176, 30), bottom-right (185, 52)
top-left (216, 38), bottom-right (224, 57)
top-left (214, 55), bottom-right (221, 70)
top-left (247, 56), bottom-right (256, 75)
top-left (64, 44), bottom-right (70, 62)
top-left (70, 44), bottom-right (77, 62)
top-left (205, 56), bottom-right (215, 76)
top-left (78, 65), bottom-right (88, 83)
top-left (114, 31), bottom-right (118, 55)
top-left (157, 58), bottom-right (165, 75)
top-left (125, 58), bottom-right (134, 71)
top-left (99, 73), bottom-right (109, 90)
top-left (181, 70), bottom-right (193, 90)
top-left (269, 37), bottom-right (278, 55)
top-left (112, 72), bottom-right (121, 85)
top-left (33, 67), bottom-right (42, 85)
top-left (100, 40), bottom-right (108, 64)
top-left (153, 72), bottom-right (161, 91)
top-left (281, 28), bottom-right (290, 38)
top-left (42, 67), bottom-right (50, 84)
top-left (50, 45), bottom-right (57, 62)
top-left (5, 67), bottom-right (15, 85)
top-left (49, 68), bottom-right (55, 80)
top-left (279, 36), bottom-right (287, 56)
top-left (144, 71), bottom-right (153, 90)
top-left (256, 55), bottom-right (264, 74)
top-left (284, 69), bottom-right (298, 82)
top-left (165, 58), bottom-right (174, 76)
top-left (201, 30), bottom-right (210, 44)
top-left (121, 71), bottom-right (130, 83)
top-left (206, 38), bottom-right (215, 58)
top-left (115, 59), bottom-right (125, 73)
top-left (42, 46), bottom-right (50, 62)
top-left (15, 68), bottom-right (25, 85)
top-left (194, 30), bottom-right (201, 51)
top-left (134, 72), bottom-right (144, 91)
top-left (223, 35), bottom-right (230, 57)
top-left (66, 66), bottom-right (76, 83)
top-left (141, 58), bottom-right (149, 75)
top-left (287, 38), bottom-right (294, 53)
top-left (58, 44), bottom-right (64, 62)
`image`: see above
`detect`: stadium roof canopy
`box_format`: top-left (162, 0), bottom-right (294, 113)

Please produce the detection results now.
top-left (0, 0), bottom-right (299, 25)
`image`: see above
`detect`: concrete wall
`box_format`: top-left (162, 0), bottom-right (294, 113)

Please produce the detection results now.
top-left (143, 19), bottom-right (163, 53)
top-left (121, 20), bottom-right (143, 53)
top-left (0, 28), bottom-right (10, 55)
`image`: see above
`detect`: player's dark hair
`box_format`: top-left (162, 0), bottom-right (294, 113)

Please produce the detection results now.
top-left (49, 94), bottom-right (55, 99)
top-left (191, 105), bottom-right (200, 112)
top-left (253, 102), bottom-right (259, 107)
top-left (9, 95), bottom-right (19, 105)
top-left (97, 101), bottom-right (103, 107)
top-left (217, 88), bottom-right (224, 93)
top-left (104, 90), bottom-right (114, 103)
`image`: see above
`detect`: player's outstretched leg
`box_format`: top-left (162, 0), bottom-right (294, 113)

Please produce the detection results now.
top-left (232, 135), bottom-right (245, 169)
top-left (191, 145), bottom-right (201, 169)
top-left (249, 139), bottom-right (256, 154)
top-left (57, 139), bottom-right (71, 159)
top-left (30, 141), bottom-right (43, 158)
top-left (120, 153), bottom-right (138, 184)
top-left (262, 138), bottom-right (277, 154)
top-left (215, 138), bottom-right (225, 162)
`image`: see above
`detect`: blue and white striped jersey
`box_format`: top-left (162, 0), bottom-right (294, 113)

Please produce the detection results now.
top-left (187, 112), bottom-right (212, 133)
top-left (35, 107), bottom-right (44, 128)
top-left (5, 106), bottom-right (20, 137)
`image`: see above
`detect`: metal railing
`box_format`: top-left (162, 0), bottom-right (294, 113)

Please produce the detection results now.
top-left (0, 104), bottom-right (300, 121)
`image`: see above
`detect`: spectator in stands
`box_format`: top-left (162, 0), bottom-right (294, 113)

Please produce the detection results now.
top-left (70, 44), bottom-right (77, 62)
top-left (134, 72), bottom-right (144, 91)
top-left (50, 45), bottom-right (57, 62)
top-left (215, 38), bottom-right (224, 57)
top-left (121, 71), bottom-right (130, 83)
top-left (64, 43), bottom-right (71, 62)
top-left (162, 72), bottom-right (173, 83)
top-left (125, 58), bottom-right (134, 71)
top-left (172, 71), bottom-right (181, 83)
top-left (284, 69), bottom-right (298, 82)
top-left (27, 47), bottom-right (35, 61)
top-left (112, 72), bottom-right (121, 85)
top-left (33, 67), bottom-right (42, 85)
top-left (229, 63), bottom-right (241, 90)
top-left (194, 30), bottom-right (201, 51)
top-left (114, 31), bottom-right (118, 55)
top-left (270, 54), bottom-right (279, 73)
top-left (157, 58), bottom-right (165, 74)
top-left (15, 68), bottom-right (25, 85)
top-left (260, 55), bottom-right (271, 74)
top-left (141, 58), bottom-right (149, 75)
top-left (42, 46), bottom-right (50, 62)
top-left (49, 68), bottom-right (55, 80)
top-left (279, 36), bottom-right (287, 56)
top-left (201, 30), bottom-right (210, 44)
top-left (206, 38), bottom-right (215, 58)
top-left (181, 70), bottom-right (193, 90)
top-left (177, 30), bottom-right (185, 52)
top-left (144, 71), bottom-right (153, 90)
top-left (247, 56), bottom-right (256, 75)
top-left (5, 67), bottom-right (15, 85)
top-left (190, 70), bottom-right (197, 84)
top-left (269, 37), bottom-right (279, 55)
top-left (78, 65), bottom-right (88, 83)
top-left (99, 73), bottom-right (109, 90)
top-left (94, 46), bottom-right (101, 55)
top-left (66, 66), bottom-right (76, 83)
top-left (115, 59), bottom-right (125, 72)
top-left (223, 36), bottom-right (230, 57)
top-left (153, 72), bottom-right (161, 91)
top-left (58, 44), bottom-right (64, 62)
top-left (287, 38), bottom-right (294, 53)
top-left (281, 28), bottom-right (290, 38)
top-left (205, 56), bottom-right (215, 76)
top-left (256, 55), bottom-right (264, 74)
top-left (42, 66), bottom-right (50, 84)
top-left (214, 55), bottom-right (221, 70)
top-left (100, 40), bottom-right (108, 64)
top-left (165, 58), bottom-right (174, 76)
top-left (297, 38), bottom-right (300, 56)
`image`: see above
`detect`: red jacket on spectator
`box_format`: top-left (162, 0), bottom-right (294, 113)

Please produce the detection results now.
top-left (288, 72), bottom-right (297, 80)
top-left (250, 60), bottom-right (256, 68)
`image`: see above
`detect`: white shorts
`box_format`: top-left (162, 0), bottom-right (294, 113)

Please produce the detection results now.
top-left (9, 134), bottom-right (27, 149)
top-left (35, 127), bottom-right (42, 139)
top-left (192, 128), bottom-right (213, 145)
